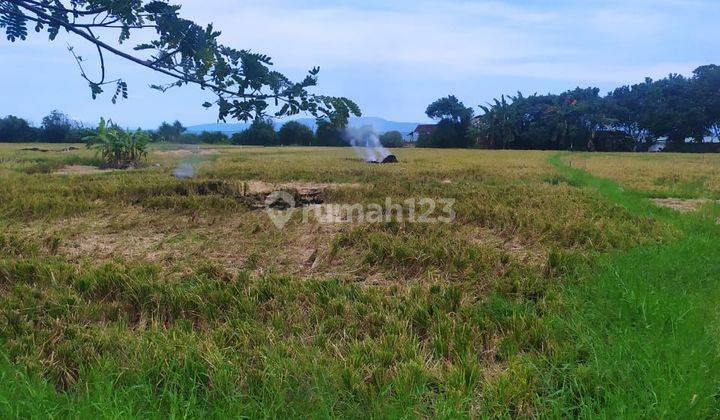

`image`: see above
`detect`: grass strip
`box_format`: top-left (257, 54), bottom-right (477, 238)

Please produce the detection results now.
top-left (538, 154), bottom-right (720, 417)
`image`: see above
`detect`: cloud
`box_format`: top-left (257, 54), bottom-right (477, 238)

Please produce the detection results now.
top-left (181, 2), bottom-right (569, 71)
top-left (0, 0), bottom-right (718, 123)
top-left (178, 0), bottom-right (713, 82)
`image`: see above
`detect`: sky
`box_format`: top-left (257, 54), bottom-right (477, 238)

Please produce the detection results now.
top-left (1, 0), bottom-right (719, 127)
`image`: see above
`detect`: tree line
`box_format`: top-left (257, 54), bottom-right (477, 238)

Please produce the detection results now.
top-left (151, 118), bottom-right (403, 146)
top-left (228, 119), bottom-right (403, 147)
top-left (420, 65), bottom-right (720, 151)
top-left (0, 112), bottom-right (405, 148)
top-left (0, 111), bottom-right (96, 143)
top-left (8, 64), bottom-right (716, 151)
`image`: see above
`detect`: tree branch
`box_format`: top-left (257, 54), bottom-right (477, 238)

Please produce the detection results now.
top-left (21, 0), bottom-right (108, 16)
top-left (9, 0), bottom-right (272, 100)
top-left (1, 0), bottom-right (361, 125)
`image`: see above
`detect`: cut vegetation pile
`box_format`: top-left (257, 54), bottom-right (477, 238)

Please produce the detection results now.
top-left (0, 144), bottom-right (717, 417)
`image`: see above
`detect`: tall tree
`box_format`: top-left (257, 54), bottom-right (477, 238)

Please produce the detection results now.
top-left (692, 65), bottom-right (720, 140)
top-left (0, 0), bottom-right (360, 126)
top-left (278, 121), bottom-right (314, 146)
top-left (424, 95), bottom-right (474, 148)
top-left (315, 120), bottom-right (346, 147)
top-left (232, 118), bottom-right (277, 146)
top-left (605, 81), bottom-right (654, 148)
top-left (472, 65), bottom-right (720, 151)
top-left (156, 120), bottom-right (186, 142)
top-left (477, 95), bottom-right (517, 149)
top-left (0, 115), bottom-right (36, 142)
top-left (426, 95), bottom-right (474, 124)
top-left (41, 110), bottom-right (75, 142)
top-left (641, 74), bottom-right (707, 146)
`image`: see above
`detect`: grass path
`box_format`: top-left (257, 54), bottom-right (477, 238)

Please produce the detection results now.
top-left (541, 155), bottom-right (720, 417)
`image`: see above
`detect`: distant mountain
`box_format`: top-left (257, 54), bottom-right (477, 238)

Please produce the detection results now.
top-left (186, 122), bottom-right (250, 134)
top-left (187, 117), bottom-right (423, 135)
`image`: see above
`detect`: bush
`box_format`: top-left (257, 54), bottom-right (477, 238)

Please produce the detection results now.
top-left (84, 118), bottom-right (150, 168)
top-left (232, 119), bottom-right (277, 146)
top-left (379, 131), bottom-right (404, 148)
top-left (278, 121), bottom-right (315, 146)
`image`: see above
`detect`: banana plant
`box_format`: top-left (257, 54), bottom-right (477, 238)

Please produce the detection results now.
top-left (84, 118), bottom-right (150, 168)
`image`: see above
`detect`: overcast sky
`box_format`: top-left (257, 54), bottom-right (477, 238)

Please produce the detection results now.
top-left (1, 0), bottom-right (718, 127)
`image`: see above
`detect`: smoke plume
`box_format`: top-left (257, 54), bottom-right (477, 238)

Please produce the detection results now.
top-left (173, 162), bottom-right (196, 178)
top-left (344, 125), bottom-right (390, 162)
top-left (173, 145), bottom-right (202, 179)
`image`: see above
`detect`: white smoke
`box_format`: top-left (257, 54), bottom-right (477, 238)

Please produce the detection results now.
top-left (173, 163), bottom-right (196, 178)
top-left (173, 145), bottom-right (201, 179)
top-left (344, 125), bottom-right (390, 162)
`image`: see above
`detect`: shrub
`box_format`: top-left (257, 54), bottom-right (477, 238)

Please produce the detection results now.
top-left (84, 118), bottom-right (150, 168)
top-left (278, 121), bottom-right (315, 146)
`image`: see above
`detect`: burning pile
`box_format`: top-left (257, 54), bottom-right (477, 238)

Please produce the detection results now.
top-left (344, 125), bottom-right (399, 164)
top-left (369, 154), bottom-right (398, 164)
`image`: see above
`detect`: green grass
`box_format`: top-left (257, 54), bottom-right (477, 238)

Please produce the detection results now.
top-left (535, 155), bottom-right (720, 417)
top-left (0, 145), bottom-right (717, 417)
top-left (566, 152), bottom-right (720, 199)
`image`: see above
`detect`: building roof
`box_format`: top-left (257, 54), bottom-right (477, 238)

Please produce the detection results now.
top-left (411, 124), bottom-right (436, 135)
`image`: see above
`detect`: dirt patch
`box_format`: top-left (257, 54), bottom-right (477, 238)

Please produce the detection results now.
top-left (651, 198), bottom-right (713, 213)
top-left (40, 209), bottom-right (348, 279)
top-left (54, 165), bottom-right (113, 176)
